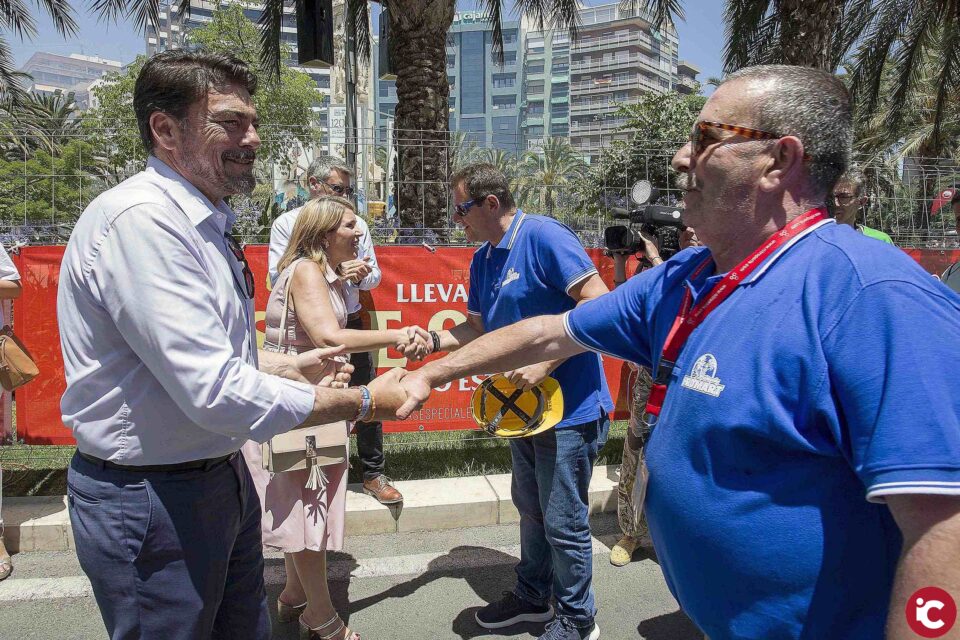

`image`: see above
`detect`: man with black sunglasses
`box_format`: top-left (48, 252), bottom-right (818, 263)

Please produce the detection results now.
top-left (831, 167), bottom-right (894, 244)
top-left (56, 51), bottom-right (407, 640)
top-left (393, 66), bottom-right (960, 640)
top-left (269, 155), bottom-right (403, 505)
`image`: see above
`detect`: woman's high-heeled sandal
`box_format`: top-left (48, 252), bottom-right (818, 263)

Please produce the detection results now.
top-left (276, 596), bottom-right (307, 623)
top-left (299, 613), bottom-right (361, 640)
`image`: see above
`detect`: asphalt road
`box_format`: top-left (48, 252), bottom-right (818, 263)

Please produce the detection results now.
top-left (0, 513), bottom-right (704, 640)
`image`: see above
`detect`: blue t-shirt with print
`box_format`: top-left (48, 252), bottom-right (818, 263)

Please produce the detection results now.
top-left (468, 211), bottom-right (613, 428)
top-left (564, 220), bottom-right (960, 639)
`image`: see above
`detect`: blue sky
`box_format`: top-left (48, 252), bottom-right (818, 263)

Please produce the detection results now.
top-left (9, 0), bottom-right (726, 83)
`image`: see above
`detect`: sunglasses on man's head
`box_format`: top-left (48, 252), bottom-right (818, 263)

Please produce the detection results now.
top-left (224, 232), bottom-right (255, 299)
top-left (320, 181), bottom-right (354, 197)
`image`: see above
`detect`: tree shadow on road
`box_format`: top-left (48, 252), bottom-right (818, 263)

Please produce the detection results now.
top-left (343, 544), bottom-right (545, 639)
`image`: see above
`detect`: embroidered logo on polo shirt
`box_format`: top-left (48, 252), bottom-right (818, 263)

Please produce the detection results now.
top-left (502, 268), bottom-right (520, 286)
top-left (681, 354), bottom-right (726, 397)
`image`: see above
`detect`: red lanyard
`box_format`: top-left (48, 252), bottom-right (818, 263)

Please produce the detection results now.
top-left (643, 208), bottom-right (827, 423)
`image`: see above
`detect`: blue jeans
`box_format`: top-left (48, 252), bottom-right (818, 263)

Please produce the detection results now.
top-left (510, 413), bottom-right (610, 627)
top-left (67, 451), bottom-right (270, 640)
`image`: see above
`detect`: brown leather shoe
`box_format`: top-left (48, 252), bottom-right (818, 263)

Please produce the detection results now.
top-left (362, 475), bottom-right (403, 504)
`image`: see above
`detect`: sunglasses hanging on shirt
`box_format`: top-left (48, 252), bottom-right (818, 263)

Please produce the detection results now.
top-left (224, 232), bottom-right (255, 299)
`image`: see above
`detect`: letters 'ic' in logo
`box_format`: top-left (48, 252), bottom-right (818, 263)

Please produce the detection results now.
top-left (906, 587), bottom-right (957, 638)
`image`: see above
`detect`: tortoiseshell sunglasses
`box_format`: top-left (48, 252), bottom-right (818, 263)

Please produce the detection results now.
top-left (690, 120), bottom-right (783, 158)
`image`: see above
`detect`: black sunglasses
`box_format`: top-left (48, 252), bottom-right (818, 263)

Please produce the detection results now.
top-left (320, 181), bottom-right (355, 197)
top-left (224, 232), bottom-right (255, 299)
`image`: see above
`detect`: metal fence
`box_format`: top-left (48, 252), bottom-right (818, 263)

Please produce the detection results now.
top-left (0, 122), bottom-right (957, 248)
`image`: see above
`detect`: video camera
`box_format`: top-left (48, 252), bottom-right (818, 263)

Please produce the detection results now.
top-left (603, 181), bottom-right (685, 258)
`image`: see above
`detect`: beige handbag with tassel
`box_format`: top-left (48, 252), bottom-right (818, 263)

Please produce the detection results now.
top-left (261, 259), bottom-right (349, 490)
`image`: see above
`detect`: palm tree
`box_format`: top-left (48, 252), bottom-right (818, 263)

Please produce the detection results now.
top-left (519, 137), bottom-right (588, 218)
top-left (641, 0), bottom-right (960, 160)
top-left (0, 90), bottom-right (83, 160)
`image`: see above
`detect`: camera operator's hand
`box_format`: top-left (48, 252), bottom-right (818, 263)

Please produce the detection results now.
top-left (680, 227), bottom-right (701, 249)
top-left (639, 228), bottom-right (663, 266)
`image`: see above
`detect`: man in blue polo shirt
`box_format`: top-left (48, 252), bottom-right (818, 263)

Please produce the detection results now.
top-left (394, 67), bottom-right (960, 640)
top-left (421, 163), bottom-right (612, 640)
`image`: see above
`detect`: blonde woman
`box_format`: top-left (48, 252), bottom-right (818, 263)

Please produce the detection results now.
top-left (242, 196), bottom-right (427, 640)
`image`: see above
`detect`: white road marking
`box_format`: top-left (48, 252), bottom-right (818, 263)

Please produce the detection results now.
top-left (0, 540), bottom-right (612, 602)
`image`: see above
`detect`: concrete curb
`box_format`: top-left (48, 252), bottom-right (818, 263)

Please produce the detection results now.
top-left (5, 465), bottom-right (621, 553)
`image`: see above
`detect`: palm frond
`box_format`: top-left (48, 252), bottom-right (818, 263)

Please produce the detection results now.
top-left (886, 0), bottom-right (938, 128)
top-left (88, 0), bottom-right (160, 34)
top-left (829, 0), bottom-right (872, 72)
top-left (38, 0), bottom-right (80, 37)
top-left (257, 0), bottom-right (285, 83)
top-left (929, 21), bottom-right (960, 149)
top-left (0, 0), bottom-right (39, 39)
top-left (849, 0), bottom-right (913, 116)
top-left (479, 0), bottom-right (505, 66)
top-left (0, 37), bottom-right (29, 105)
top-left (722, 0), bottom-right (771, 72)
top-left (617, 0), bottom-right (684, 30)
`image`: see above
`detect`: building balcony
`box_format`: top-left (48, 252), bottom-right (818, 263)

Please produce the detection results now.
top-left (572, 31), bottom-right (653, 54)
top-left (570, 76), bottom-right (658, 94)
top-left (569, 118), bottom-right (629, 134)
top-left (570, 53), bottom-right (665, 78)
top-left (570, 100), bottom-right (620, 115)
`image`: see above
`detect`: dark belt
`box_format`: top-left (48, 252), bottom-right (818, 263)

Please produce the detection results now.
top-left (77, 450), bottom-right (236, 473)
top-left (347, 310), bottom-right (363, 322)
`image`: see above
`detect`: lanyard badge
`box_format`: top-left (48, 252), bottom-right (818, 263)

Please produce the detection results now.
top-left (642, 208), bottom-right (827, 426)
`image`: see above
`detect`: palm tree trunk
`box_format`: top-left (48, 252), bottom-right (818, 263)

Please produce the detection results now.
top-left (388, 1), bottom-right (455, 238)
top-left (777, 0), bottom-right (843, 69)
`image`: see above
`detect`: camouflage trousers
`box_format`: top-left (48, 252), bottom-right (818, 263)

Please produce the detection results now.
top-left (617, 367), bottom-right (654, 539)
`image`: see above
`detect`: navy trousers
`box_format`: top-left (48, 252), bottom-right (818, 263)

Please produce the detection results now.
top-left (67, 451), bottom-right (270, 640)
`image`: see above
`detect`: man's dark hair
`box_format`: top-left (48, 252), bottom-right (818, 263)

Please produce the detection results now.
top-left (450, 163), bottom-right (516, 210)
top-left (724, 65), bottom-right (852, 197)
top-left (134, 50), bottom-right (258, 154)
top-left (835, 165), bottom-right (865, 196)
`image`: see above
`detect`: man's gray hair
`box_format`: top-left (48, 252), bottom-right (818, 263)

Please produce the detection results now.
top-left (724, 65), bottom-right (852, 197)
top-left (306, 155), bottom-right (352, 181)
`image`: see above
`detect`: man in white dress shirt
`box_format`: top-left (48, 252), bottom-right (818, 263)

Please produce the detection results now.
top-left (268, 156), bottom-right (402, 504)
top-left (57, 50), bottom-right (404, 640)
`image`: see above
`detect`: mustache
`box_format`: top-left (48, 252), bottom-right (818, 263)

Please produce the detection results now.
top-left (675, 172), bottom-right (694, 190)
top-left (222, 150), bottom-right (256, 162)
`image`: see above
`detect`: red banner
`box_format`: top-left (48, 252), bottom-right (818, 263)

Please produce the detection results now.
top-left (13, 245), bottom-right (957, 444)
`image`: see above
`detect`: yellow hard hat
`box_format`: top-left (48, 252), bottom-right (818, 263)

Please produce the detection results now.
top-left (471, 374), bottom-right (564, 438)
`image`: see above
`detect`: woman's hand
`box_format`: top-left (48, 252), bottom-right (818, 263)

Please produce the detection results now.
top-left (396, 326), bottom-right (431, 361)
top-left (337, 257), bottom-right (373, 284)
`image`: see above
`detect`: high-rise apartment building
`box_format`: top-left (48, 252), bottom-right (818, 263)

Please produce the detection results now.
top-left (19, 52), bottom-right (123, 108)
top-left (374, 13), bottom-right (523, 152)
top-left (374, 4), bottom-right (700, 160)
top-left (518, 25), bottom-right (571, 152)
top-left (567, 2), bottom-right (682, 162)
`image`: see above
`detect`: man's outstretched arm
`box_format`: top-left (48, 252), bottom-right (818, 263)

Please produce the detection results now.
top-left (396, 313), bottom-right (585, 418)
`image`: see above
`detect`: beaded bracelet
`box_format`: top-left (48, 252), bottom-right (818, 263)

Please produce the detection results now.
top-left (355, 385), bottom-right (373, 422)
top-left (429, 330), bottom-right (442, 353)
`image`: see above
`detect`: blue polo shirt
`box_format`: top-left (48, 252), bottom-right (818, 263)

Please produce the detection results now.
top-left (468, 211), bottom-right (613, 428)
top-left (564, 220), bottom-right (960, 639)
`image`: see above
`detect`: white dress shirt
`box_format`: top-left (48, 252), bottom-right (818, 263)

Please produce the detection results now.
top-left (0, 243), bottom-right (20, 326)
top-left (58, 156), bottom-right (315, 465)
top-left (268, 208), bottom-right (381, 314)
